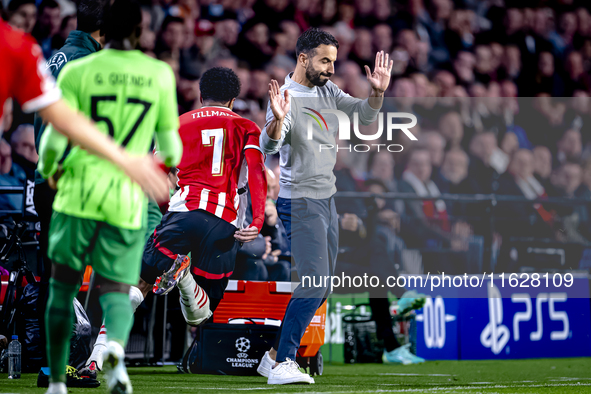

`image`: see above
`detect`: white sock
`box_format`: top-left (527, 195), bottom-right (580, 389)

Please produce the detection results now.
top-left (129, 285), bottom-right (144, 311)
top-left (87, 286), bottom-right (144, 369)
top-left (47, 382), bottom-right (67, 393)
top-left (88, 323), bottom-right (108, 369)
top-left (177, 273), bottom-right (211, 326)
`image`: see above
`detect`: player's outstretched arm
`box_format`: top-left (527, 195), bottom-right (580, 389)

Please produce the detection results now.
top-left (38, 99), bottom-right (170, 203)
top-left (234, 149), bottom-right (268, 243)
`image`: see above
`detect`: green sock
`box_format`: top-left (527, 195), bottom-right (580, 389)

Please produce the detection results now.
top-left (99, 292), bottom-right (133, 347)
top-left (45, 278), bottom-right (79, 383)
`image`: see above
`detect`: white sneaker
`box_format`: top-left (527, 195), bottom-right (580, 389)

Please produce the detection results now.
top-left (257, 351), bottom-right (274, 377)
top-left (103, 341), bottom-right (133, 394)
top-left (267, 358), bottom-right (313, 385)
top-left (45, 382), bottom-right (67, 394)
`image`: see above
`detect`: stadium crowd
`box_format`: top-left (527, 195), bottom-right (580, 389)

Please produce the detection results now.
top-left (2, 0), bottom-right (591, 275)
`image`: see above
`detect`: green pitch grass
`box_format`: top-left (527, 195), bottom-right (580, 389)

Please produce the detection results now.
top-left (4, 358), bottom-right (591, 393)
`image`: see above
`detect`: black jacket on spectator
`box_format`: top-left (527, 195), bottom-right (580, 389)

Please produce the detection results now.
top-left (467, 156), bottom-right (501, 194)
top-left (495, 173), bottom-right (556, 240)
top-left (397, 179), bottom-right (451, 250)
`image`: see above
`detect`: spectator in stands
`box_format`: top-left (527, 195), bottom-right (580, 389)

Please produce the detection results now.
top-left (10, 124), bottom-right (37, 179)
top-left (438, 111), bottom-right (463, 148)
top-left (420, 131), bottom-right (445, 184)
top-left (500, 132), bottom-right (519, 158)
top-left (497, 149), bottom-right (555, 240)
top-left (533, 145), bottom-right (554, 192)
top-left (32, 0), bottom-right (61, 59)
top-left (261, 169), bottom-right (290, 280)
top-left (233, 169), bottom-right (290, 281)
top-left (468, 131), bottom-right (506, 193)
top-left (549, 10), bottom-right (577, 58)
top-left (453, 51), bottom-right (476, 87)
top-left (372, 24), bottom-right (393, 54)
top-left (551, 161), bottom-right (591, 244)
top-left (233, 20), bottom-right (273, 69)
top-left (349, 27), bottom-right (374, 71)
top-left (438, 148), bottom-right (474, 195)
top-left (581, 158), bottom-right (591, 197)
top-left (0, 139), bottom-right (25, 212)
top-left (7, 0), bottom-right (37, 33)
top-left (556, 129), bottom-right (583, 166)
top-left (192, 19), bottom-right (230, 77)
top-left (367, 150), bottom-right (397, 194)
top-left (397, 149), bottom-right (472, 263)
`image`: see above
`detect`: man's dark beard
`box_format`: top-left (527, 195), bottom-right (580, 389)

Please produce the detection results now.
top-left (306, 64), bottom-right (332, 87)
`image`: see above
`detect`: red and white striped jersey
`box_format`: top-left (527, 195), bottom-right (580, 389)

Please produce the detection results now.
top-left (0, 20), bottom-right (61, 120)
top-left (168, 106), bottom-right (263, 228)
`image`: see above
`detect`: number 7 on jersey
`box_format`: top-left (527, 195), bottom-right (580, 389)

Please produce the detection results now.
top-left (202, 128), bottom-right (225, 176)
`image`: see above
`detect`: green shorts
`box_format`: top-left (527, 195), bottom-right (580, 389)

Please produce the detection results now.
top-left (48, 212), bottom-right (147, 285)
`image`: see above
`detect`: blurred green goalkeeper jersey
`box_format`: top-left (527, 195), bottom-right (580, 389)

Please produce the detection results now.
top-left (46, 49), bottom-right (180, 230)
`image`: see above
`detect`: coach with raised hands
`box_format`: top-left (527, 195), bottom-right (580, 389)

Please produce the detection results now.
top-left (257, 27), bottom-right (393, 385)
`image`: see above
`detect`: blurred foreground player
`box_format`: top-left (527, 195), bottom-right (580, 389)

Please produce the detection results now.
top-left (0, 14), bottom-right (170, 202)
top-left (34, 0), bottom-right (108, 282)
top-left (83, 67), bottom-right (268, 374)
top-left (36, 0), bottom-right (183, 392)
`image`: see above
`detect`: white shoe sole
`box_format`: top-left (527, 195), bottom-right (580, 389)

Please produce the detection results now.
top-left (268, 376), bottom-right (312, 385)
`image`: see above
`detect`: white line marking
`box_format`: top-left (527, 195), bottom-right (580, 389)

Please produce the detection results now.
top-left (164, 388), bottom-right (272, 391)
top-left (377, 373), bottom-right (453, 377)
top-left (271, 382), bottom-right (591, 394)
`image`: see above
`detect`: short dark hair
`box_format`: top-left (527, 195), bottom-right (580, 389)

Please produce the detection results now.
top-left (296, 28), bottom-right (339, 57)
top-left (7, 0), bottom-right (36, 13)
top-left (365, 178), bottom-right (388, 192)
top-left (200, 67), bottom-right (241, 103)
top-left (77, 0), bottom-right (108, 34)
top-left (38, 0), bottom-right (58, 13)
top-left (161, 15), bottom-right (184, 32)
top-left (102, 0), bottom-right (141, 42)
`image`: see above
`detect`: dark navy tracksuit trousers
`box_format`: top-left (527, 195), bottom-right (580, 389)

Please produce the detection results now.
top-left (274, 196), bottom-right (339, 362)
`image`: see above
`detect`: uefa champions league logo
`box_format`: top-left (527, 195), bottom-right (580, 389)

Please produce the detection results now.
top-left (226, 337), bottom-right (257, 367)
top-left (235, 337), bottom-right (250, 358)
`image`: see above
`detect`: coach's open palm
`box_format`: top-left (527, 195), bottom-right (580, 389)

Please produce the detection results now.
top-left (365, 50), bottom-right (394, 94)
top-left (268, 80), bottom-right (290, 120)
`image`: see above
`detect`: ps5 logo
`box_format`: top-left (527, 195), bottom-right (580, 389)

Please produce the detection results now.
top-left (480, 285), bottom-right (510, 355)
top-left (415, 296), bottom-right (456, 349)
top-left (481, 285), bottom-right (570, 355)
